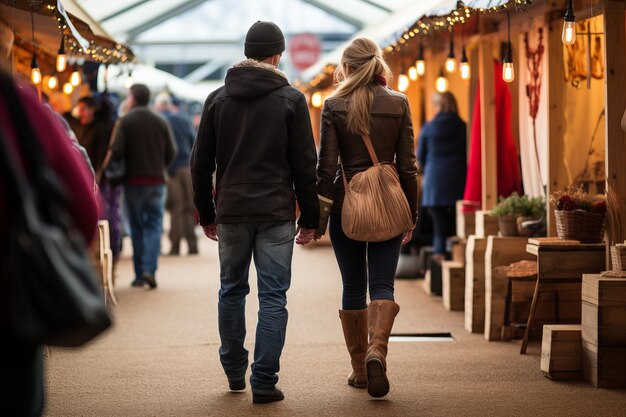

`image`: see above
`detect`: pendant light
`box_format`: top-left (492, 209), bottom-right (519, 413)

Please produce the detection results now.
top-left (445, 28), bottom-right (456, 73)
top-left (56, 35), bottom-right (67, 72)
top-left (47, 74), bottom-right (59, 90)
top-left (398, 63), bottom-right (410, 93)
top-left (459, 28), bottom-right (470, 80)
top-left (436, 69), bottom-right (448, 93)
top-left (408, 65), bottom-right (418, 81)
top-left (415, 44), bottom-right (425, 77)
top-left (70, 64), bottom-right (82, 87)
top-left (29, 11), bottom-right (41, 85)
top-left (502, 12), bottom-right (515, 83)
top-left (124, 69), bottom-right (134, 89)
top-left (63, 82), bottom-right (74, 95)
top-left (562, 0), bottom-right (576, 45)
top-left (311, 92), bottom-right (323, 108)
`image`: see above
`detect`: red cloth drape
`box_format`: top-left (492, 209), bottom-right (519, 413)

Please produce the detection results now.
top-left (463, 60), bottom-right (522, 210)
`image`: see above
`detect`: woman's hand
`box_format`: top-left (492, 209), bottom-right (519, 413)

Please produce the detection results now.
top-left (402, 229), bottom-right (413, 245)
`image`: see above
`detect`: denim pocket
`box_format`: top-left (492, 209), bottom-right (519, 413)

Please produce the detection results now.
top-left (218, 224), bottom-right (239, 245)
top-left (267, 221), bottom-right (295, 244)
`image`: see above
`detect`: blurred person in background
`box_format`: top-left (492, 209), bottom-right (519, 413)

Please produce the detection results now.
top-left (0, 70), bottom-right (99, 416)
top-left (70, 96), bottom-right (111, 174)
top-left (417, 92), bottom-right (467, 260)
top-left (154, 92), bottom-right (198, 256)
top-left (109, 84), bottom-right (177, 289)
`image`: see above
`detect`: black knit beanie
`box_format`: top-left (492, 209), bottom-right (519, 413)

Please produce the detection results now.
top-left (244, 21), bottom-right (285, 58)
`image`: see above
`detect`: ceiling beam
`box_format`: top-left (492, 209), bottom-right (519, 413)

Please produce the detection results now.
top-left (124, 0), bottom-right (210, 41)
top-left (299, 0), bottom-right (364, 29)
top-left (100, 0), bottom-right (152, 23)
top-left (357, 0), bottom-right (392, 13)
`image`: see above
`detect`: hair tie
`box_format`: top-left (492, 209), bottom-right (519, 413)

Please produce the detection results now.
top-left (368, 54), bottom-right (376, 60)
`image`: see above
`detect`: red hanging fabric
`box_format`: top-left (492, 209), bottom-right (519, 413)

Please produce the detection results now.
top-left (463, 59), bottom-right (522, 210)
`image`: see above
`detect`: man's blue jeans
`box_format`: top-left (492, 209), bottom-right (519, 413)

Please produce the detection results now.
top-left (217, 221), bottom-right (295, 394)
top-left (125, 184), bottom-right (166, 280)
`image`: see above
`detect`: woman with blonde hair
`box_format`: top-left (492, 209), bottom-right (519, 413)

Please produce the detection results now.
top-left (316, 38), bottom-right (418, 398)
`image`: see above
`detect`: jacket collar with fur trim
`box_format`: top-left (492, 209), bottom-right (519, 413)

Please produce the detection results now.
top-left (225, 59), bottom-right (290, 100)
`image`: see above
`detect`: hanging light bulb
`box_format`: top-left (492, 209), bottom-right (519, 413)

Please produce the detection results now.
top-left (29, 11), bottom-right (41, 85)
top-left (415, 44), bottom-right (425, 77)
top-left (30, 54), bottom-right (42, 85)
top-left (47, 74), bottom-right (59, 90)
top-left (408, 66), bottom-right (418, 81)
top-left (398, 65), bottom-right (410, 93)
top-left (445, 28), bottom-right (456, 73)
top-left (70, 64), bottom-right (82, 87)
top-left (460, 45), bottom-right (470, 80)
top-left (311, 92), bottom-right (323, 108)
top-left (562, 0), bottom-right (576, 45)
top-left (63, 82), bottom-right (74, 95)
top-left (56, 36), bottom-right (67, 72)
top-left (436, 69), bottom-right (448, 93)
top-left (502, 12), bottom-right (515, 83)
top-left (124, 70), bottom-right (134, 89)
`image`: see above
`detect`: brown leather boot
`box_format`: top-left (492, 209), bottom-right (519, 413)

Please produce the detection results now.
top-left (339, 309), bottom-right (368, 388)
top-left (365, 300), bottom-right (400, 398)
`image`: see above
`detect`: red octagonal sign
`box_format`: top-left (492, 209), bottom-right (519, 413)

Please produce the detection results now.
top-left (289, 33), bottom-right (322, 71)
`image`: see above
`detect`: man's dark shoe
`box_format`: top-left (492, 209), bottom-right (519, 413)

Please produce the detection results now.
top-left (143, 274), bottom-right (158, 289)
top-left (252, 387), bottom-right (284, 404)
top-left (131, 278), bottom-right (145, 288)
top-left (228, 378), bottom-right (246, 392)
top-left (168, 244), bottom-right (180, 256)
top-left (188, 246), bottom-right (199, 255)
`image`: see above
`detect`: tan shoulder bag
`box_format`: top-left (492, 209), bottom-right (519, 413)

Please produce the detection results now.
top-left (340, 134), bottom-right (414, 242)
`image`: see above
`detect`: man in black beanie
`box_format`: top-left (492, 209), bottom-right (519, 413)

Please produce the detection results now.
top-left (191, 21), bottom-right (319, 404)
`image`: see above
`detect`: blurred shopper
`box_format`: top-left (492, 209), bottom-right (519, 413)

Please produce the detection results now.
top-left (154, 93), bottom-right (198, 256)
top-left (110, 84), bottom-right (177, 289)
top-left (71, 96), bottom-right (111, 173)
top-left (191, 21), bottom-right (319, 404)
top-left (0, 70), bottom-right (99, 417)
top-left (417, 92), bottom-right (467, 259)
top-left (316, 38), bottom-right (418, 398)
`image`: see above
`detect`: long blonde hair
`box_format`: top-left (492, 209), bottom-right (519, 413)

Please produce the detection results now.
top-left (331, 38), bottom-right (392, 136)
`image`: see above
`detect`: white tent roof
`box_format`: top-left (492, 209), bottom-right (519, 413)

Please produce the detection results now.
top-left (301, 0), bottom-right (455, 81)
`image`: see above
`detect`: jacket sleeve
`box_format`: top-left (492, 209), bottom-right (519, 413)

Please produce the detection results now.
top-left (163, 119), bottom-right (178, 166)
top-left (396, 97), bottom-right (419, 226)
top-left (288, 94), bottom-right (320, 229)
top-left (190, 98), bottom-right (217, 226)
top-left (317, 102), bottom-right (339, 200)
top-left (416, 123), bottom-right (427, 173)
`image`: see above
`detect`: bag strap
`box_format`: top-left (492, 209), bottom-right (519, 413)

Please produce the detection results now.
top-left (339, 132), bottom-right (379, 192)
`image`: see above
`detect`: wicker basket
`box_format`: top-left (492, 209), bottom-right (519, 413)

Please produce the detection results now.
top-left (554, 210), bottom-right (606, 243)
top-left (611, 245), bottom-right (626, 271)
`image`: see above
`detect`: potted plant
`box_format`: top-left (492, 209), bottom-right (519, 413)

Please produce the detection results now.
top-left (550, 186), bottom-right (607, 243)
top-left (491, 193), bottom-right (545, 237)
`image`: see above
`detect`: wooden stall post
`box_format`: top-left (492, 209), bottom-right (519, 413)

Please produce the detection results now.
top-left (479, 37), bottom-right (497, 211)
top-left (546, 11), bottom-right (568, 237)
top-left (603, 1), bottom-right (626, 249)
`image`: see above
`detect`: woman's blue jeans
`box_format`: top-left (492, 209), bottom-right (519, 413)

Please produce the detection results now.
top-left (216, 221), bottom-right (295, 394)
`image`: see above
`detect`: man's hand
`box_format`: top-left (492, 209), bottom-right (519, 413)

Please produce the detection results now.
top-left (296, 227), bottom-right (317, 246)
top-left (402, 229), bottom-right (414, 245)
top-left (203, 223), bottom-right (218, 241)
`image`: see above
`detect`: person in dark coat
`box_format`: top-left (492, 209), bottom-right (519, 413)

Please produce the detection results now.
top-left (109, 84), bottom-right (177, 289)
top-left (190, 21), bottom-right (319, 404)
top-left (417, 92), bottom-right (467, 257)
top-left (154, 93), bottom-right (198, 256)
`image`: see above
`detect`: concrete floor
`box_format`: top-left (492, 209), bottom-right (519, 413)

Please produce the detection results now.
top-left (44, 236), bottom-right (626, 417)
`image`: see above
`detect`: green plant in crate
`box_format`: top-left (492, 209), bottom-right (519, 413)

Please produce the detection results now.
top-left (491, 193), bottom-right (546, 237)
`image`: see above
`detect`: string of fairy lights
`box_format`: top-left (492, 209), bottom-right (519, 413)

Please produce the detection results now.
top-left (309, 0), bottom-right (583, 103)
top-left (24, 1), bottom-right (134, 94)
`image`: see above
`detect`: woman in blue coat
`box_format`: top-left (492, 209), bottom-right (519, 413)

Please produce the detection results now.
top-left (417, 92), bottom-right (466, 258)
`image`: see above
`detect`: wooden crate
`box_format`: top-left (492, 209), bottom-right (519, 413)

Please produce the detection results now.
top-left (475, 210), bottom-right (499, 238)
top-left (443, 261), bottom-right (465, 311)
top-left (541, 325), bottom-right (582, 380)
top-left (484, 237), bottom-right (536, 341)
top-left (456, 201), bottom-right (476, 239)
top-left (465, 235), bottom-right (488, 333)
top-left (582, 341), bottom-right (626, 388)
top-left (452, 239), bottom-right (466, 263)
top-left (581, 275), bottom-right (626, 347)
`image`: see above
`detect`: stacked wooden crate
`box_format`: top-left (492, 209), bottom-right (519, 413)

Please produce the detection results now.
top-left (541, 324), bottom-right (583, 380)
top-left (465, 235), bottom-right (488, 333)
top-left (581, 274), bottom-right (626, 388)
